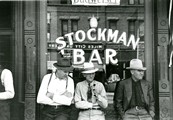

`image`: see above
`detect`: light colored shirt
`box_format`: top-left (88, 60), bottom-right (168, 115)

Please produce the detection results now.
top-left (37, 73), bottom-right (74, 106)
top-left (0, 69), bottom-right (15, 100)
top-left (75, 80), bottom-right (108, 109)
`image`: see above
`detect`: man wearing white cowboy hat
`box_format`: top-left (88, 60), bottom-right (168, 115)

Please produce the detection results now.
top-left (37, 58), bottom-right (74, 120)
top-left (115, 59), bottom-right (155, 120)
top-left (74, 62), bottom-right (108, 120)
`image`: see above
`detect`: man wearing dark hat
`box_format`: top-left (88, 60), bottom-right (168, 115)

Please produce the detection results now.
top-left (74, 62), bottom-right (108, 120)
top-left (37, 58), bottom-right (74, 120)
top-left (115, 59), bottom-right (155, 120)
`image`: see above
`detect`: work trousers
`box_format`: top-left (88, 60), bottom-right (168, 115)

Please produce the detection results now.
top-left (41, 105), bottom-right (71, 120)
top-left (78, 109), bottom-right (105, 120)
top-left (0, 103), bottom-right (10, 120)
top-left (123, 107), bottom-right (153, 120)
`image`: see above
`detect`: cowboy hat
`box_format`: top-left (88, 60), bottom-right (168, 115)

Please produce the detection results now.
top-left (53, 58), bottom-right (73, 72)
top-left (82, 62), bottom-right (99, 73)
top-left (126, 59), bottom-right (146, 70)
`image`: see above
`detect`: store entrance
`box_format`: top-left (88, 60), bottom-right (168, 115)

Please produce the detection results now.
top-left (0, 35), bottom-right (14, 70)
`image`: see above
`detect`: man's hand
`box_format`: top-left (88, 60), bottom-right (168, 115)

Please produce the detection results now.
top-left (46, 92), bottom-right (54, 99)
top-left (62, 91), bottom-right (72, 98)
top-left (149, 110), bottom-right (155, 118)
top-left (94, 92), bottom-right (102, 101)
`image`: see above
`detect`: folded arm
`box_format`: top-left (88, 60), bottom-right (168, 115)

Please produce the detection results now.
top-left (0, 69), bottom-right (15, 100)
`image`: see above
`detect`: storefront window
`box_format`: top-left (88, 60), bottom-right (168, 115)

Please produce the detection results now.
top-left (46, 0), bottom-right (145, 92)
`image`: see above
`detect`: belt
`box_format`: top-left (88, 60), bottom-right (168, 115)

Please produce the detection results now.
top-left (44, 105), bottom-right (69, 110)
top-left (80, 108), bottom-right (101, 111)
top-left (132, 106), bottom-right (145, 110)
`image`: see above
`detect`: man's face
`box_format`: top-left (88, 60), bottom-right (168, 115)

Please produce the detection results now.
top-left (131, 69), bottom-right (144, 81)
top-left (83, 73), bottom-right (95, 82)
top-left (56, 69), bottom-right (69, 79)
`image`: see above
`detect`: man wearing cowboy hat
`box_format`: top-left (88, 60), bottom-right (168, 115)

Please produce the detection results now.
top-left (74, 62), bottom-right (108, 120)
top-left (37, 58), bottom-right (74, 120)
top-left (115, 59), bottom-right (155, 120)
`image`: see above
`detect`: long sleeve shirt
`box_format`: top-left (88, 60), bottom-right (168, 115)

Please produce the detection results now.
top-left (0, 69), bottom-right (15, 100)
top-left (37, 73), bottom-right (74, 106)
top-left (75, 80), bottom-right (108, 109)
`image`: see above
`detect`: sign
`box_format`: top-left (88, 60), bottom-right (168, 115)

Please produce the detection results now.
top-left (66, 43), bottom-right (104, 50)
top-left (71, 0), bottom-right (120, 6)
top-left (54, 28), bottom-right (140, 65)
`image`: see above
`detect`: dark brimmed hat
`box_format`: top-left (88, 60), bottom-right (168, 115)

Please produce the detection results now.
top-left (53, 58), bottom-right (73, 72)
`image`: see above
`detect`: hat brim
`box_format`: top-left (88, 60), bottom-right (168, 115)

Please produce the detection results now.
top-left (126, 67), bottom-right (146, 71)
top-left (82, 68), bottom-right (99, 73)
top-left (53, 63), bottom-right (73, 72)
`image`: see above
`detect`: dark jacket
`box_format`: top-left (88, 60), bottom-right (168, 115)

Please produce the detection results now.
top-left (115, 78), bottom-right (155, 118)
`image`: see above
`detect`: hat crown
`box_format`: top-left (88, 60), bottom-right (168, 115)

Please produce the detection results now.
top-left (53, 58), bottom-right (73, 72)
top-left (82, 62), bottom-right (99, 73)
top-left (56, 58), bottom-right (72, 67)
top-left (127, 59), bottom-right (146, 70)
top-left (83, 62), bottom-right (95, 69)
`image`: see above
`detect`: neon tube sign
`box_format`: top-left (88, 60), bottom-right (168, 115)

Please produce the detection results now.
top-left (55, 28), bottom-right (140, 65)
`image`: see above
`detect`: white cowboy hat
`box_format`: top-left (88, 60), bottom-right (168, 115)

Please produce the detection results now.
top-left (126, 59), bottom-right (146, 70)
top-left (81, 62), bottom-right (99, 73)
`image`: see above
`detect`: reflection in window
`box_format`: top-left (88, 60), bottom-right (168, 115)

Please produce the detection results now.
top-left (128, 20), bottom-right (136, 37)
top-left (60, 0), bottom-right (68, 4)
top-left (128, 19), bottom-right (144, 40)
top-left (71, 19), bottom-right (78, 41)
top-left (109, 20), bottom-right (117, 30)
top-left (71, 20), bottom-right (78, 32)
top-left (129, 0), bottom-right (135, 5)
top-left (61, 20), bottom-right (68, 36)
top-left (47, 12), bottom-right (51, 41)
top-left (139, 0), bottom-right (144, 5)
top-left (137, 20), bottom-right (144, 39)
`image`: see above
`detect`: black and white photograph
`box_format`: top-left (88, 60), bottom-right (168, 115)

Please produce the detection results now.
top-left (0, 0), bottom-right (172, 120)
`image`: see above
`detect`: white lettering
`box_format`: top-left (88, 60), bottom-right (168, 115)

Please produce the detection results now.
top-left (117, 32), bottom-right (127, 45)
top-left (105, 49), bottom-right (118, 64)
top-left (55, 37), bottom-right (66, 50)
top-left (107, 29), bottom-right (119, 43)
top-left (75, 30), bottom-right (86, 42)
top-left (127, 35), bottom-right (140, 50)
top-left (89, 49), bottom-right (103, 64)
top-left (73, 49), bottom-right (85, 64)
top-left (64, 32), bottom-right (74, 46)
top-left (97, 28), bottom-right (107, 41)
top-left (87, 28), bottom-right (96, 41)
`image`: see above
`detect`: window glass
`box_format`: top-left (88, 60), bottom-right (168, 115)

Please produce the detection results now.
top-left (139, 0), bottom-right (144, 5)
top-left (47, 1), bottom-right (145, 92)
top-left (129, 0), bottom-right (135, 5)
top-left (71, 20), bottom-right (78, 32)
top-left (61, 20), bottom-right (68, 36)
top-left (60, 0), bottom-right (68, 4)
top-left (128, 20), bottom-right (136, 37)
top-left (0, 2), bottom-right (13, 29)
top-left (109, 20), bottom-right (117, 30)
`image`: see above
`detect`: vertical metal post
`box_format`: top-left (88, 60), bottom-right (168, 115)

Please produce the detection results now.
top-left (144, 0), bottom-right (153, 83)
